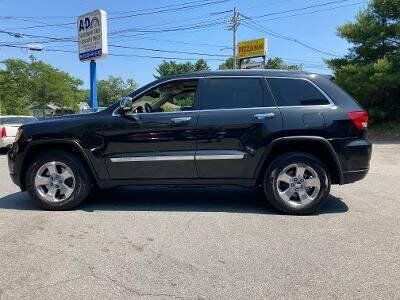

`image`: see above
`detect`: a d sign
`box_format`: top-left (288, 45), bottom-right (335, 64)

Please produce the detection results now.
top-left (77, 9), bottom-right (108, 62)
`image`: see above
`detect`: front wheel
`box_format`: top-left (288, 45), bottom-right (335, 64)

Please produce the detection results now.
top-left (263, 152), bottom-right (331, 215)
top-left (25, 151), bottom-right (92, 210)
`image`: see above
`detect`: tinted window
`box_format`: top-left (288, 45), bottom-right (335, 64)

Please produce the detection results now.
top-left (267, 78), bottom-right (330, 106)
top-left (0, 117), bottom-right (37, 125)
top-left (201, 78), bottom-right (264, 109)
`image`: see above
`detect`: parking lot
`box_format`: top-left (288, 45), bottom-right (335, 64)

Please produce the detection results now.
top-left (0, 142), bottom-right (399, 299)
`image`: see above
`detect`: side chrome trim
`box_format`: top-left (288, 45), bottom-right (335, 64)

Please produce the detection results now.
top-left (196, 154), bottom-right (245, 160)
top-left (109, 151), bottom-right (247, 162)
top-left (110, 155), bottom-right (194, 162)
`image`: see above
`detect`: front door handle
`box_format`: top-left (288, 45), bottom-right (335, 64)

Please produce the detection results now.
top-left (171, 116), bottom-right (191, 123)
top-left (254, 112), bottom-right (275, 120)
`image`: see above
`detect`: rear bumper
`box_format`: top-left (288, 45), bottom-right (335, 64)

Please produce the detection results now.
top-left (329, 137), bottom-right (372, 185)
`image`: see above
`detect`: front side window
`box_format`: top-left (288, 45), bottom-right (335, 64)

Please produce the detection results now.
top-left (267, 78), bottom-right (330, 106)
top-left (201, 78), bottom-right (264, 109)
top-left (130, 80), bottom-right (198, 113)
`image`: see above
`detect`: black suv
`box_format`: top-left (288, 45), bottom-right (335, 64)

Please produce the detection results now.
top-left (8, 70), bottom-right (372, 214)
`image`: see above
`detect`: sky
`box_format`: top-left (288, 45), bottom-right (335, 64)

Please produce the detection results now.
top-left (0, 0), bottom-right (368, 89)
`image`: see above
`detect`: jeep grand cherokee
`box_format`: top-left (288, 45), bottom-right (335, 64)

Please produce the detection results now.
top-left (8, 70), bottom-right (372, 214)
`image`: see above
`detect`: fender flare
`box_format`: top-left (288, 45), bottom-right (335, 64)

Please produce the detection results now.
top-left (254, 136), bottom-right (343, 184)
top-left (21, 139), bottom-right (99, 186)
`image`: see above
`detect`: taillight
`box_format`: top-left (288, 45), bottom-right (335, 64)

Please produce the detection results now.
top-left (1, 127), bottom-right (6, 138)
top-left (348, 111), bottom-right (368, 130)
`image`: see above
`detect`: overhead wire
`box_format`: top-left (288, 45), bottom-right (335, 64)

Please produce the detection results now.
top-left (2, 0), bottom-right (231, 30)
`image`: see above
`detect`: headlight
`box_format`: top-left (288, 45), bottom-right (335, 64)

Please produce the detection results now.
top-left (14, 128), bottom-right (24, 142)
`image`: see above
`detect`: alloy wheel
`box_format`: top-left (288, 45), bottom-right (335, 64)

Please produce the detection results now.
top-left (34, 161), bottom-right (75, 202)
top-left (275, 163), bottom-right (321, 207)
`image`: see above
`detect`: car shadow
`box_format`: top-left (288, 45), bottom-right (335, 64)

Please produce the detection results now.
top-left (0, 187), bottom-right (348, 215)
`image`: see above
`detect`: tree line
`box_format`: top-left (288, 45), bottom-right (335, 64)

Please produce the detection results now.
top-left (0, 56), bottom-right (298, 115)
top-left (0, 0), bottom-right (398, 124)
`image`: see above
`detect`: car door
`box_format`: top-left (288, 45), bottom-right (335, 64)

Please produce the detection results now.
top-left (102, 78), bottom-right (200, 179)
top-left (195, 77), bottom-right (283, 179)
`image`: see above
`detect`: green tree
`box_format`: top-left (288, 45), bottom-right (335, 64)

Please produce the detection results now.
top-left (326, 0), bottom-right (400, 123)
top-left (97, 76), bottom-right (138, 106)
top-left (0, 56), bottom-right (83, 115)
top-left (155, 59), bottom-right (210, 78)
top-left (218, 57), bottom-right (235, 70)
top-left (265, 57), bottom-right (301, 70)
top-left (218, 57), bottom-right (301, 70)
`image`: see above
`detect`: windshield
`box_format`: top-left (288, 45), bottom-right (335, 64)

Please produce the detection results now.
top-left (0, 117), bottom-right (37, 125)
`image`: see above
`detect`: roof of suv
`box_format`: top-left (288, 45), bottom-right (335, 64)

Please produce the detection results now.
top-left (161, 69), bottom-right (318, 80)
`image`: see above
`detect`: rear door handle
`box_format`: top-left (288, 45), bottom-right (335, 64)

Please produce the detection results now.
top-left (254, 112), bottom-right (275, 120)
top-left (171, 117), bottom-right (191, 123)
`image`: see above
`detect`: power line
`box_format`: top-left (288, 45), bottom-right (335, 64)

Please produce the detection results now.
top-left (0, 44), bottom-right (227, 61)
top-left (249, 0), bottom-right (356, 19)
top-left (1, 0), bottom-right (222, 19)
top-left (2, 44), bottom-right (331, 69)
top-left (113, 37), bottom-right (231, 49)
top-left (257, 1), bottom-right (367, 22)
top-left (108, 0), bottom-right (227, 17)
top-left (108, 0), bottom-right (230, 20)
top-left (3, 0), bottom-right (231, 30)
top-left (241, 0), bottom-right (296, 11)
top-left (240, 16), bottom-right (340, 57)
top-left (108, 17), bottom-right (225, 36)
top-left (108, 44), bottom-right (230, 57)
top-left (0, 16), bottom-right (72, 29)
top-left (0, 31), bottom-right (231, 58)
top-left (0, 15), bottom-right (227, 42)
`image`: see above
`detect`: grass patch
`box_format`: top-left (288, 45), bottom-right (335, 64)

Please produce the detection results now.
top-left (368, 121), bottom-right (400, 141)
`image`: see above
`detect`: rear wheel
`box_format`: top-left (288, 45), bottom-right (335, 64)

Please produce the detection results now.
top-left (263, 152), bottom-right (331, 215)
top-left (26, 151), bottom-right (92, 210)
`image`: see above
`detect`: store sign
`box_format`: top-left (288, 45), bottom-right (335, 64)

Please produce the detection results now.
top-left (77, 10), bottom-right (108, 62)
top-left (238, 38), bottom-right (266, 59)
top-left (241, 61), bottom-right (264, 69)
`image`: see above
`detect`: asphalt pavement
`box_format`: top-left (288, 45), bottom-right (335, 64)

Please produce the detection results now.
top-left (0, 142), bottom-right (399, 299)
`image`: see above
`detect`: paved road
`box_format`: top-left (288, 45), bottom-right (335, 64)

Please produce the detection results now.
top-left (0, 143), bottom-right (399, 299)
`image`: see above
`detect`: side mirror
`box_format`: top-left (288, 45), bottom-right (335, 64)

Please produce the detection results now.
top-left (120, 96), bottom-right (133, 111)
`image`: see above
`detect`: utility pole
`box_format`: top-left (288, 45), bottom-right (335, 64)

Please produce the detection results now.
top-left (232, 7), bottom-right (239, 69)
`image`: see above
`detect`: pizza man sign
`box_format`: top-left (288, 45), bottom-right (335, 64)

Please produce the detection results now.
top-left (77, 10), bottom-right (108, 62)
top-left (238, 38), bottom-right (266, 60)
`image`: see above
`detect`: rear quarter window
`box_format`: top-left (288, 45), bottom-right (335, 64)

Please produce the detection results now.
top-left (267, 78), bottom-right (330, 106)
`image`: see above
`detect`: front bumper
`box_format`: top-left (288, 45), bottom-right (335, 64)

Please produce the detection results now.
top-left (0, 137), bottom-right (14, 148)
top-left (342, 168), bottom-right (369, 184)
top-left (9, 173), bottom-right (22, 187)
top-left (7, 142), bottom-right (25, 191)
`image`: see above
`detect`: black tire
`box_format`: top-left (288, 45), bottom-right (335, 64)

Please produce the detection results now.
top-left (25, 151), bottom-right (92, 210)
top-left (263, 152), bottom-right (331, 215)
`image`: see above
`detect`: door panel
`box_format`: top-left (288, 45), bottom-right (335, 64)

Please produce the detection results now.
top-left (195, 77), bottom-right (283, 179)
top-left (196, 107), bottom-right (282, 178)
top-left (103, 110), bottom-right (199, 179)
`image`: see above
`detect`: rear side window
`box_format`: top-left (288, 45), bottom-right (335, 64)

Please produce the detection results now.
top-left (201, 78), bottom-right (264, 109)
top-left (267, 78), bottom-right (330, 106)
